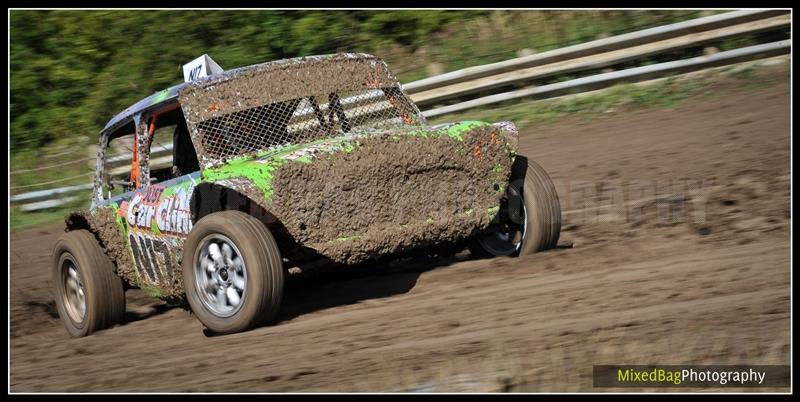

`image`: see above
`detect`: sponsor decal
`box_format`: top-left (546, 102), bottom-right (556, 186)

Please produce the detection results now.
top-left (155, 186), bottom-right (193, 235)
top-left (126, 184), bottom-right (193, 236)
top-left (128, 232), bottom-right (174, 284)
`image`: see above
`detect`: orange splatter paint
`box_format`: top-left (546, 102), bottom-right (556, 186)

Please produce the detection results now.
top-left (489, 131), bottom-right (500, 144)
top-left (473, 141), bottom-right (485, 159)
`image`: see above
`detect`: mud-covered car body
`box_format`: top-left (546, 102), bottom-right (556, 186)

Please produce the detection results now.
top-left (67, 53), bottom-right (519, 300)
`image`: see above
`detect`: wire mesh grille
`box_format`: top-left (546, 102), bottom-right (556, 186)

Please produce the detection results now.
top-left (179, 54), bottom-right (427, 163)
top-left (194, 86), bottom-right (424, 160)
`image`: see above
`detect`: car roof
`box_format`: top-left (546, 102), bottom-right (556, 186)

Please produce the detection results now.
top-left (100, 82), bottom-right (188, 136)
top-left (99, 53), bottom-right (386, 137)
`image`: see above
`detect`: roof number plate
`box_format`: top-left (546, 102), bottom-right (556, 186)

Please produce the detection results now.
top-left (183, 54), bottom-right (224, 83)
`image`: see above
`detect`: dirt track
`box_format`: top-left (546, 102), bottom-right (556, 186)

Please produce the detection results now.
top-left (9, 63), bottom-right (790, 392)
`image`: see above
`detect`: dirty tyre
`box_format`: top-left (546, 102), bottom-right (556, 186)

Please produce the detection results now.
top-left (52, 230), bottom-right (125, 337)
top-left (470, 155), bottom-right (561, 257)
top-left (182, 211), bottom-right (284, 335)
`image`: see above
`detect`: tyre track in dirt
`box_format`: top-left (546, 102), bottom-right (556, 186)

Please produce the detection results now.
top-left (9, 62), bottom-right (790, 392)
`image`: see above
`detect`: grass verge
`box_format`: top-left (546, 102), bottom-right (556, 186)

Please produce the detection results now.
top-left (10, 195), bottom-right (90, 231)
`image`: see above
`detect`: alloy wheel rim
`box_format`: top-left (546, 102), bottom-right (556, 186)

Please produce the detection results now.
top-left (194, 234), bottom-right (247, 317)
top-left (478, 183), bottom-right (527, 256)
top-left (61, 255), bottom-right (86, 324)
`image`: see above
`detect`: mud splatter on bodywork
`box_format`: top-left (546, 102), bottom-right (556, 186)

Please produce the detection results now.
top-left (66, 207), bottom-right (138, 288)
top-left (71, 178), bottom-right (195, 298)
top-left (200, 121), bottom-right (517, 264)
top-left (180, 54), bottom-right (399, 122)
top-left (178, 53), bottom-right (425, 167)
top-left (270, 124), bottom-right (516, 264)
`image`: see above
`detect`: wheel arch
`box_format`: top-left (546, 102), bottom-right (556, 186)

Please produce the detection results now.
top-left (63, 208), bottom-right (138, 290)
top-left (65, 210), bottom-right (92, 232)
top-left (190, 181), bottom-right (278, 226)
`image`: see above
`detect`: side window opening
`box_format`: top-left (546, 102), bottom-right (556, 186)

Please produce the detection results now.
top-left (99, 107), bottom-right (201, 201)
top-left (146, 108), bottom-right (200, 184)
top-left (102, 131), bottom-right (137, 199)
top-left (172, 116), bottom-right (200, 176)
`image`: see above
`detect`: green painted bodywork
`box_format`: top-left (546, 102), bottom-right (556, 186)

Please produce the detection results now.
top-left (487, 206), bottom-right (501, 221)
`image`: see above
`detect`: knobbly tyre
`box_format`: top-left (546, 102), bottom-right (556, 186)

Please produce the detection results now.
top-left (52, 53), bottom-right (561, 337)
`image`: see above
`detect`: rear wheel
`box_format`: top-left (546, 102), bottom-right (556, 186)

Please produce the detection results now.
top-left (182, 211), bottom-right (284, 334)
top-left (470, 155), bottom-right (561, 257)
top-left (52, 230), bottom-right (125, 337)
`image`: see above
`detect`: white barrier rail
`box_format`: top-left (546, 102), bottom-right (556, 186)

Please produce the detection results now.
top-left (404, 9), bottom-right (787, 93)
top-left (422, 40), bottom-right (790, 118)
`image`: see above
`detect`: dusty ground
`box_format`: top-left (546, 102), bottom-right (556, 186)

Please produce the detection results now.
top-left (9, 62), bottom-right (790, 392)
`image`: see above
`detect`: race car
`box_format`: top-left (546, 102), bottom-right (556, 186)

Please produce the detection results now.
top-left (53, 53), bottom-right (561, 336)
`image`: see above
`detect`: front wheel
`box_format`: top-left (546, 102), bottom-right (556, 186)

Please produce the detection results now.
top-left (52, 230), bottom-right (125, 337)
top-left (470, 155), bottom-right (561, 257)
top-left (182, 211), bottom-right (284, 334)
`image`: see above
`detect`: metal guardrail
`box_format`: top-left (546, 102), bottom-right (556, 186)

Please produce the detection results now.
top-left (410, 14), bottom-right (790, 107)
top-left (10, 183), bottom-right (94, 203)
top-left (422, 40), bottom-right (790, 118)
top-left (403, 9), bottom-right (788, 94)
top-left (10, 10), bottom-right (791, 212)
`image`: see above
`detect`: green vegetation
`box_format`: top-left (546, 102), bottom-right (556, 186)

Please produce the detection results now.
top-left (391, 10), bottom-right (703, 80)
